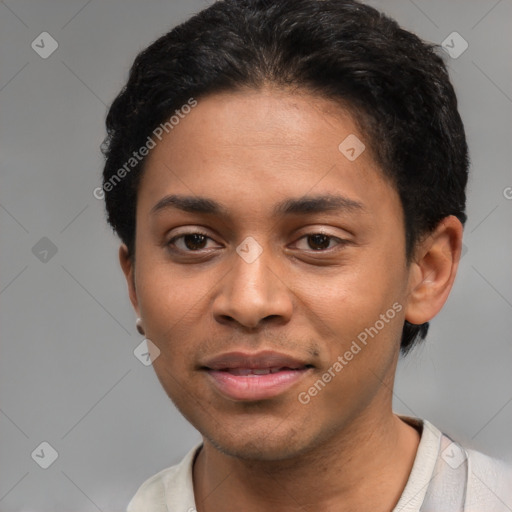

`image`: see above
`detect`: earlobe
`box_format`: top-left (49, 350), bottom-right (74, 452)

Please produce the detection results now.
top-left (404, 216), bottom-right (463, 325)
top-left (119, 244), bottom-right (140, 315)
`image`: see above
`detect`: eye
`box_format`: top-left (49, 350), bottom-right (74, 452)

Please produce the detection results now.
top-left (294, 233), bottom-right (346, 251)
top-left (166, 230), bottom-right (347, 254)
top-left (167, 231), bottom-right (220, 252)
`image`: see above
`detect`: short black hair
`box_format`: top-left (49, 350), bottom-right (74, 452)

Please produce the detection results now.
top-left (101, 0), bottom-right (469, 354)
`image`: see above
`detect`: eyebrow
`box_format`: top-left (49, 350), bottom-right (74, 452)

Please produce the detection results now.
top-left (150, 193), bottom-right (364, 217)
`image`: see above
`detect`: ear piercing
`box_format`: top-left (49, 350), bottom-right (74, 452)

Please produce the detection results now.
top-left (136, 317), bottom-right (145, 336)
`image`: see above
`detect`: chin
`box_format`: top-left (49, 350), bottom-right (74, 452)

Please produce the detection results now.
top-left (168, 384), bottom-right (333, 461)
top-left (199, 418), bottom-right (323, 462)
top-left (210, 436), bottom-right (306, 461)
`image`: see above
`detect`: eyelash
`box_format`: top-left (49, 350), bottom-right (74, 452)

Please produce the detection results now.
top-left (166, 230), bottom-right (347, 253)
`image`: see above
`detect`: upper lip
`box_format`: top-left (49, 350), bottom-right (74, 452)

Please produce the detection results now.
top-left (202, 350), bottom-right (312, 370)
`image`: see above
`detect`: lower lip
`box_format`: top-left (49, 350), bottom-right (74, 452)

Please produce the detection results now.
top-left (204, 368), bottom-right (312, 401)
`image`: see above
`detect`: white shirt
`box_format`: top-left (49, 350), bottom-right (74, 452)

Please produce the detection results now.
top-left (127, 417), bottom-right (512, 511)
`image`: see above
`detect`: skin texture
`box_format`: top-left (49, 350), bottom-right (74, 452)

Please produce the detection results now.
top-left (119, 86), bottom-right (463, 512)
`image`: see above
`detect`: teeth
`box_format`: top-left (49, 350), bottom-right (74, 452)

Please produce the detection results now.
top-left (226, 367), bottom-right (286, 376)
top-left (234, 368), bottom-right (254, 376)
top-left (252, 368), bottom-right (271, 375)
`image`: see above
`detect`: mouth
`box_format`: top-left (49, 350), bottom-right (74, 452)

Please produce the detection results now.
top-left (215, 366), bottom-right (308, 375)
top-left (201, 351), bottom-right (314, 401)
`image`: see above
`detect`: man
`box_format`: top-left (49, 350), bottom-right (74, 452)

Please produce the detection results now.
top-left (100, 0), bottom-right (512, 510)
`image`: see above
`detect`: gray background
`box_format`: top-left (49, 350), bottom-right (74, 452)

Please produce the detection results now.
top-left (0, 0), bottom-right (511, 510)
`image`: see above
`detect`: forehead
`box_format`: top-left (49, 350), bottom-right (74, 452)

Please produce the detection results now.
top-left (137, 87), bottom-right (399, 222)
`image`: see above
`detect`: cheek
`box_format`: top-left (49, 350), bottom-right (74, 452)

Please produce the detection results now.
top-left (138, 244), bottom-right (205, 298)
top-left (301, 263), bottom-right (402, 325)
top-left (300, 272), bottom-right (404, 409)
top-left (295, 256), bottom-right (406, 367)
top-left (135, 261), bottom-right (206, 345)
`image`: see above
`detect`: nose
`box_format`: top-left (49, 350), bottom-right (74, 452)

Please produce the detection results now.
top-left (212, 246), bottom-right (293, 330)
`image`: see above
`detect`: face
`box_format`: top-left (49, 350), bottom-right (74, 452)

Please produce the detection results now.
top-left (122, 87), bottom-right (415, 461)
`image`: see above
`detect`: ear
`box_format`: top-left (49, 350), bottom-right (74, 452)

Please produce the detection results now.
top-left (404, 216), bottom-right (464, 325)
top-left (119, 244), bottom-right (140, 316)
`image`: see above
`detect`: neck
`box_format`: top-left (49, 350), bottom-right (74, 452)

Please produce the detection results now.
top-left (193, 412), bottom-right (420, 512)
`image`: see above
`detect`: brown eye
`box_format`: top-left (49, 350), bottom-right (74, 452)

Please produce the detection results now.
top-left (167, 231), bottom-right (218, 252)
top-left (182, 233), bottom-right (207, 250)
top-left (293, 232), bottom-right (347, 253)
top-left (307, 234), bottom-right (331, 250)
